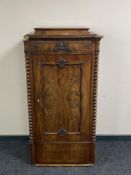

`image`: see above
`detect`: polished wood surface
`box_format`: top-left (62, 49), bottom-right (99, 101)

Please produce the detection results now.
top-left (24, 28), bottom-right (102, 166)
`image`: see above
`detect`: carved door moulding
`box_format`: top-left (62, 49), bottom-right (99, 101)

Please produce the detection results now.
top-left (37, 57), bottom-right (84, 136)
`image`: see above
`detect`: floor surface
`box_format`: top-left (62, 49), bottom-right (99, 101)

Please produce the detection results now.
top-left (0, 140), bottom-right (131, 175)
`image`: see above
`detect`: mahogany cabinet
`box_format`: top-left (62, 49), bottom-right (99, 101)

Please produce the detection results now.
top-left (24, 28), bottom-right (102, 166)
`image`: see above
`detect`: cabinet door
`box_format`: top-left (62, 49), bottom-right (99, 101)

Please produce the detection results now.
top-left (33, 54), bottom-right (92, 142)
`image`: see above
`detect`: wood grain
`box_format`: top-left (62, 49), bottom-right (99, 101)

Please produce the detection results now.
top-left (39, 63), bottom-right (81, 133)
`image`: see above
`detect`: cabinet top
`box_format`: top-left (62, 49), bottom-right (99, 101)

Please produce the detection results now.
top-left (24, 28), bottom-right (103, 40)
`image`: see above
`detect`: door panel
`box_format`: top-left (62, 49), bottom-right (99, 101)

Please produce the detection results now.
top-left (39, 61), bottom-right (82, 134)
top-left (33, 54), bottom-right (92, 142)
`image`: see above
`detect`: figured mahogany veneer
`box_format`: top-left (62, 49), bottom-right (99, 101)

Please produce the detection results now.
top-left (24, 28), bottom-right (102, 166)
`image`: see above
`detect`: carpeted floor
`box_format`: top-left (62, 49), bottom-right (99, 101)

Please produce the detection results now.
top-left (0, 140), bottom-right (131, 175)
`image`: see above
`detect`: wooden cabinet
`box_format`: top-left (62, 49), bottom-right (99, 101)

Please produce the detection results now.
top-left (24, 28), bottom-right (102, 166)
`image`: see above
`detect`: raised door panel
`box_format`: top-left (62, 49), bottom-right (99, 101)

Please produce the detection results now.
top-left (33, 54), bottom-right (92, 142)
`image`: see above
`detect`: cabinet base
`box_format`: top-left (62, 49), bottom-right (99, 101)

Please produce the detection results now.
top-left (35, 163), bottom-right (94, 167)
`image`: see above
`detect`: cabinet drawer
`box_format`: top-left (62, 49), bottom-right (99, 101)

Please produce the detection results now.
top-left (31, 40), bottom-right (93, 54)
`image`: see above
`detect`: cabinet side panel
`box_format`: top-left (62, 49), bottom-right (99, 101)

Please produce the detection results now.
top-left (24, 40), bottom-right (36, 163)
top-left (90, 39), bottom-right (101, 163)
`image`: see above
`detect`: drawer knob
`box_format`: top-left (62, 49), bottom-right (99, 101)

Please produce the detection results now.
top-left (53, 41), bottom-right (71, 52)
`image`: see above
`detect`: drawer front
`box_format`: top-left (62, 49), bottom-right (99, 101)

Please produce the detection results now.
top-left (34, 143), bottom-right (92, 164)
top-left (31, 40), bottom-right (93, 54)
